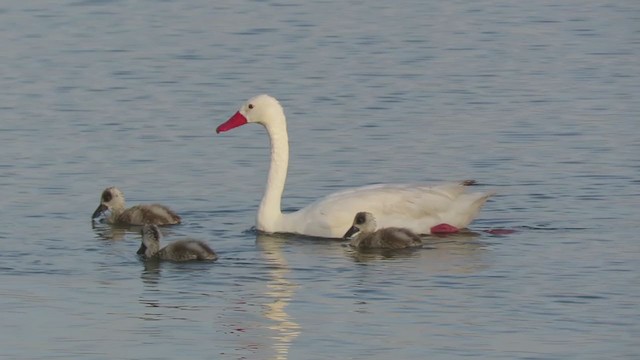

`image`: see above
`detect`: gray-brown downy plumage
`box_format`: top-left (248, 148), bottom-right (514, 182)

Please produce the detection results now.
top-left (91, 187), bottom-right (181, 225)
top-left (137, 224), bottom-right (217, 261)
top-left (343, 212), bottom-right (423, 250)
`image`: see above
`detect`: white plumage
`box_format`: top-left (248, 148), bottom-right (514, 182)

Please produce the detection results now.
top-left (216, 94), bottom-right (494, 238)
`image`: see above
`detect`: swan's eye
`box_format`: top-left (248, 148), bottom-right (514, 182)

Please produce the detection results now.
top-left (355, 213), bottom-right (366, 225)
top-left (248, 104), bottom-right (254, 109)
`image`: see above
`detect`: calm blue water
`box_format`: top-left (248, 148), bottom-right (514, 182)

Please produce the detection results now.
top-left (1, 0), bottom-right (638, 359)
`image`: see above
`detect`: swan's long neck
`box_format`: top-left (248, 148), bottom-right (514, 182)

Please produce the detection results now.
top-left (257, 117), bottom-right (289, 232)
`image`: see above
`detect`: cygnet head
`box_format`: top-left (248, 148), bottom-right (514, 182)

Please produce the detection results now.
top-left (137, 224), bottom-right (161, 258)
top-left (216, 94), bottom-right (285, 133)
top-left (92, 186), bottom-right (126, 219)
top-left (343, 212), bottom-right (378, 239)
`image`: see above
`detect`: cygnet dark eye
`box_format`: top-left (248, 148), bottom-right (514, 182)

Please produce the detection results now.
top-left (248, 104), bottom-right (254, 109)
top-left (356, 213), bottom-right (366, 225)
top-left (102, 190), bottom-right (112, 202)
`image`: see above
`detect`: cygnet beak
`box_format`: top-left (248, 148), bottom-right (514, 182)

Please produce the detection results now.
top-left (343, 225), bottom-right (360, 239)
top-left (91, 203), bottom-right (108, 219)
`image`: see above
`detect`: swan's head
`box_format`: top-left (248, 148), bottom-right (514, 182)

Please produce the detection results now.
top-left (343, 212), bottom-right (378, 239)
top-left (137, 224), bottom-right (161, 258)
top-left (92, 186), bottom-right (126, 219)
top-left (216, 94), bottom-right (285, 133)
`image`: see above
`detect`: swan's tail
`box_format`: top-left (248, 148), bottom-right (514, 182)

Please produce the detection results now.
top-left (471, 190), bottom-right (496, 208)
top-left (454, 190), bottom-right (496, 228)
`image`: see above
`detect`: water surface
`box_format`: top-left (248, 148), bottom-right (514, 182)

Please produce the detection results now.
top-left (1, 0), bottom-right (638, 359)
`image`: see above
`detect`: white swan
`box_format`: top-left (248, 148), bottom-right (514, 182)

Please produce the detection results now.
top-left (216, 94), bottom-right (494, 238)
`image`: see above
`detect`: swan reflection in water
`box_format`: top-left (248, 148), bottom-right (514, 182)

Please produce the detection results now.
top-left (256, 232), bottom-right (302, 360)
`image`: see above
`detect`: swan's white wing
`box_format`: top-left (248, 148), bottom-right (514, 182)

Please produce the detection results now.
top-left (285, 183), bottom-right (480, 238)
top-left (321, 182), bottom-right (464, 215)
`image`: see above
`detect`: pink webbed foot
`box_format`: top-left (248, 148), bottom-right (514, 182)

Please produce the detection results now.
top-left (430, 223), bottom-right (460, 234)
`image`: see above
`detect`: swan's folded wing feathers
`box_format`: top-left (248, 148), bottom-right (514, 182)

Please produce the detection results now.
top-left (311, 184), bottom-right (463, 217)
top-left (299, 184), bottom-right (460, 227)
top-left (383, 184), bottom-right (465, 217)
top-left (286, 182), bottom-right (492, 237)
